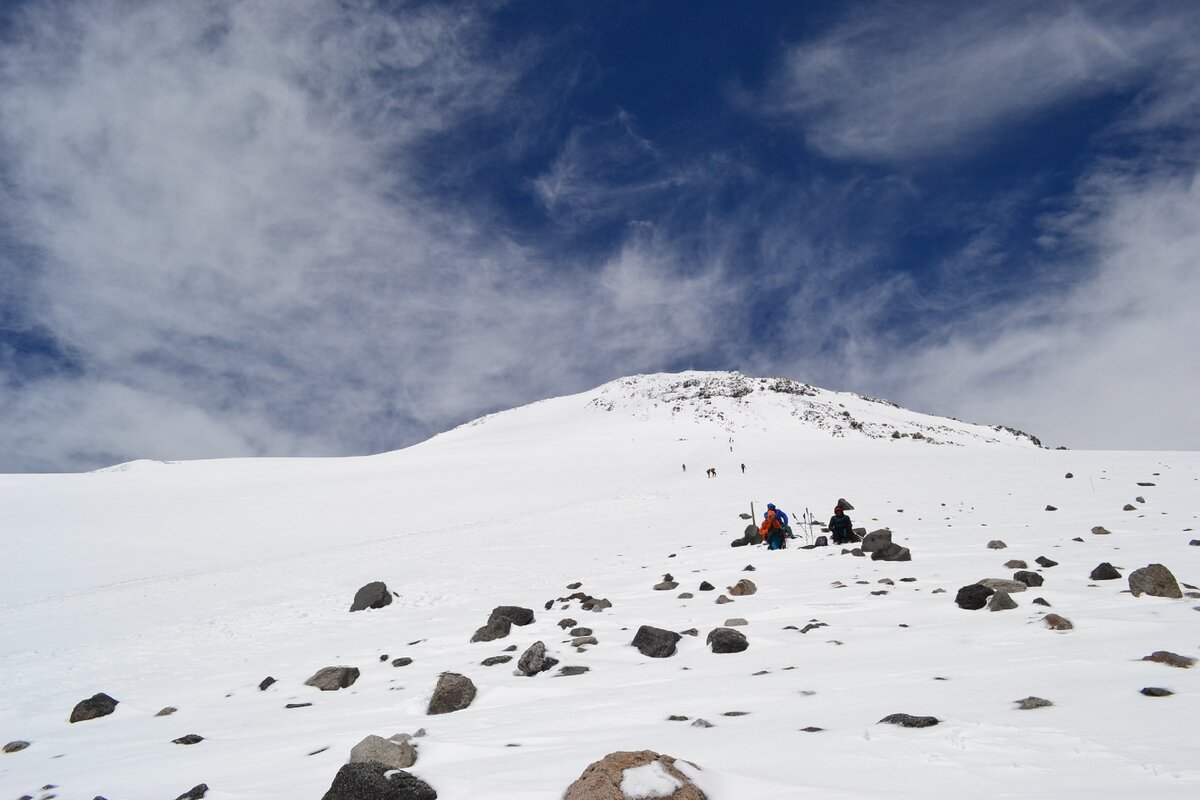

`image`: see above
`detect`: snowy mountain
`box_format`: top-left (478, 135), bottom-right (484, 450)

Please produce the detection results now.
top-left (1, 372), bottom-right (1197, 800)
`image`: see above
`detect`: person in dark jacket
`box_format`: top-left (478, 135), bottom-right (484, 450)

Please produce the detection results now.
top-left (828, 507), bottom-right (854, 544)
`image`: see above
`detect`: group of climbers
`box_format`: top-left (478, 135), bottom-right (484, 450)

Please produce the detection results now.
top-left (751, 503), bottom-right (855, 550)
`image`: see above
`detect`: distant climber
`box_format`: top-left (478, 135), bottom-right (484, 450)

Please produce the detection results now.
top-left (740, 463), bottom-right (746, 473)
top-left (682, 464), bottom-right (686, 472)
top-left (829, 507), bottom-right (855, 545)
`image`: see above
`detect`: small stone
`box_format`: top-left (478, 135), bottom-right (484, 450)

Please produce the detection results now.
top-left (1090, 562), bottom-right (1122, 581)
top-left (259, 676), bottom-right (276, 691)
top-left (679, 628), bottom-right (698, 636)
top-left (1123, 504), bottom-right (1137, 511)
top-left (3, 740), bottom-right (30, 753)
top-left (723, 711), bottom-right (749, 716)
top-left (1016, 696), bottom-right (1053, 710)
top-left (69, 693), bottom-right (119, 723)
top-left (706, 627), bottom-right (749, 653)
top-left (728, 578), bottom-right (757, 596)
top-left (305, 666), bottom-right (359, 691)
top-left (743, 564), bottom-right (756, 571)
top-left (1043, 614), bottom-right (1073, 630)
top-left (667, 715), bottom-right (689, 721)
top-left (677, 592), bottom-right (694, 599)
top-left (392, 657), bottom-right (413, 667)
top-left (631, 625), bottom-right (682, 658)
top-left (1140, 687), bottom-right (1173, 697)
top-left (1045, 505), bottom-right (1057, 511)
top-left (1135, 496), bottom-right (1145, 504)
top-left (1092, 526), bottom-right (1112, 535)
top-left (285, 702), bottom-right (312, 709)
top-left (427, 672), bottom-right (477, 714)
top-left (716, 594), bottom-right (732, 604)
top-left (321, 764), bottom-right (434, 800)
top-left (691, 718), bottom-right (713, 728)
top-left (571, 636), bottom-right (598, 647)
top-left (1032, 597), bottom-right (1050, 606)
top-left (557, 666), bottom-right (589, 676)
top-left (699, 581), bottom-right (715, 591)
top-left (987, 540), bottom-right (1007, 550)
top-left (878, 713), bottom-right (938, 728)
top-left (988, 590), bottom-right (1018, 611)
top-left (567, 582), bottom-right (582, 589)
top-left (558, 618), bottom-right (577, 629)
top-left (172, 734), bottom-right (204, 745)
top-left (1142, 651), bottom-right (1196, 668)
top-left (653, 581), bottom-right (679, 591)
top-left (517, 641), bottom-right (559, 676)
top-left (481, 655), bottom-right (512, 666)
top-left (1035, 556), bottom-right (1058, 568)
top-left (801, 726), bottom-right (824, 732)
top-left (956, 584), bottom-right (994, 609)
top-left (155, 707), bottom-right (177, 717)
top-left (724, 618), bottom-right (748, 626)
top-left (349, 581), bottom-right (392, 612)
top-left (174, 785), bottom-right (209, 800)
top-left (1014, 571), bottom-right (1044, 587)
top-left (1065, 472), bottom-right (1073, 478)
top-left (569, 627), bottom-right (592, 636)
top-left (1004, 560), bottom-right (1028, 569)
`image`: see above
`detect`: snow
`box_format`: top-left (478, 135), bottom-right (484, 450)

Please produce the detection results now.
top-left (620, 761), bottom-right (682, 798)
top-left (1, 371), bottom-right (1197, 799)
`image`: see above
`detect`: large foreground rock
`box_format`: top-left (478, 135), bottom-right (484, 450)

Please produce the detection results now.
top-left (1129, 564), bottom-right (1182, 598)
top-left (426, 673), bottom-right (476, 715)
top-left (860, 529), bottom-right (892, 553)
top-left (321, 762), bottom-right (437, 800)
top-left (350, 582), bottom-right (393, 612)
top-left (350, 735), bottom-right (417, 770)
top-left (955, 584), bottom-right (994, 610)
top-left (563, 750), bottom-right (706, 800)
top-left (631, 625), bottom-right (682, 658)
top-left (69, 693), bottom-right (119, 723)
top-left (706, 627), bottom-right (749, 653)
top-left (306, 667), bottom-right (360, 691)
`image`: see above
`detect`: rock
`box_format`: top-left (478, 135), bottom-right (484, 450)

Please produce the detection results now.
top-left (870, 542), bottom-right (911, 562)
top-left (1032, 597), bottom-right (1051, 607)
top-left (305, 666), bottom-right (360, 691)
top-left (654, 581), bottom-right (679, 590)
top-left (851, 548), bottom-right (865, 557)
top-left (156, 706), bottom-right (177, 717)
top-left (668, 715), bottom-right (689, 721)
top-left (517, 641), bottom-right (559, 676)
top-left (631, 625), bottom-right (682, 658)
top-left (349, 581), bottom-right (393, 612)
top-left (715, 594), bottom-right (732, 604)
top-left (172, 734), bottom-right (204, 745)
top-left (570, 627), bottom-right (593, 636)
top-left (1141, 687), bottom-right (1173, 697)
top-left (988, 590), bottom-right (1018, 611)
top-left (427, 673), bottom-right (476, 715)
top-left (490, 606), bottom-right (535, 626)
top-left (987, 540), bottom-right (1007, 550)
top-left (349, 734), bottom-right (417, 770)
top-left (471, 617), bottom-right (512, 643)
top-left (801, 726), bottom-right (824, 732)
top-left (977, 578), bottom-right (1027, 593)
top-left (680, 628), bottom-right (698, 636)
top-left (1045, 505), bottom-right (1057, 511)
top-left (878, 713), bottom-right (938, 728)
top-left (558, 618), bottom-right (577, 629)
top-left (1014, 571), bottom-right (1044, 587)
top-left (1143, 651), bottom-right (1196, 668)
top-left (1129, 564), bottom-right (1183, 598)
top-left (743, 564), bottom-right (756, 571)
top-left (1016, 697), bottom-right (1053, 710)
top-left (285, 702), bottom-right (312, 709)
top-left (728, 579), bottom-right (757, 596)
top-left (1136, 496), bottom-right (1146, 504)
top-left (706, 627), bottom-right (749, 653)
top-left (698, 581), bottom-right (715, 591)
top-left (392, 657), bottom-right (413, 668)
top-left (955, 584), bottom-right (994, 610)
top-left (1090, 563), bottom-right (1122, 581)
top-left (1123, 504), bottom-right (1137, 511)
top-left (1190, 540), bottom-right (1200, 546)
top-left (837, 498), bottom-right (854, 510)
top-left (558, 666), bottom-right (590, 676)
top-left (1004, 560), bottom-right (1028, 569)
top-left (1035, 556), bottom-right (1058, 568)
top-left (567, 582), bottom-right (582, 589)
top-left (3, 740), bottom-right (30, 753)
top-left (691, 718), bottom-right (713, 728)
top-left (677, 592), bottom-right (694, 599)
top-left (69, 693), bottom-right (119, 723)
top-left (481, 655), bottom-right (512, 666)
top-left (321, 762), bottom-right (436, 800)
top-left (1092, 526), bottom-right (1112, 535)
top-left (571, 636), bottom-right (599, 647)
top-left (1043, 614), bottom-right (1073, 631)
top-left (1065, 472), bottom-right (1073, 478)
top-left (562, 750), bottom-right (706, 800)
top-left (724, 618), bottom-right (748, 626)
top-left (259, 676), bottom-right (276, 691)
top-left (174, 785), bottom-right (209, 800)
top-left (860, 529), bottom-right (892, 552)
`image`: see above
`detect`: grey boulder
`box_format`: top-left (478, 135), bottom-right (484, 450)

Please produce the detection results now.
top-left (1129, 564), bottom-right (1182, 598)
top-left (350, 582), bottom-right (393, 612)
top-left (427, 673), bottom-right (476, 715)
top-left (69, 693), bottom-right (118, 723)
top-left (706, 627), bottom-right (749, 653)
top-left (305, 667), bottom-right (360, 691)
top-left (631, 625), bottom-right (682, 658)
top-left (350, 734), bottom-right (417, 770)
top-left (517, 641), bottom-right (559, 676)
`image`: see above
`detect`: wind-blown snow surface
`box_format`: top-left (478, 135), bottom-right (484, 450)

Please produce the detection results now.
top-left (1, 372), bottom-right (1197, 799)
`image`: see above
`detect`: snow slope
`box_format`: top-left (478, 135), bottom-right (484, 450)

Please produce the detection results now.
top-left (1, 371), bottom-right (1197, 799)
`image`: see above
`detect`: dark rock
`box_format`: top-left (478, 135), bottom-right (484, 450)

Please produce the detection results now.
top-left (3, 740), bottom-right (30, 753)
top-left (481, 655), bottom-right (512, 666)
top-left (1045, 505), bottom-right (1057, 511)
top-left (1014, 571), bottom-right (1044, 587)
top-left (706, 627), bottom-right (749, 653)
top-left (987, 540), bottom-right (1007, 550)
top-left (680, 628), bottom-right (698, 636)
top-left (631, 625), bottom-right (682, 658)
top-left (801, 726), bottom-right (824, 732)
top-left (851, 548), bottom-right (865, 557)
top-left (878, 713), bottom-right (939, 728)
top-left (837, 498), bottom-right (854, 510)
top-left (743, 564), bottom-right (756, 571)
top-left (1016, 696), bottom-right (1053, 710)
top-left (558, 618), bottom-right (577, 629)
top-left (723, 711), bottom-right (749, 716)
top-left (583, 597), bottom-right (612, 612)
top-left (489, 606), bottom-right (534, 626)
top-left (1004, 560), bottom-right (1028, 569)
top-left (570, 627), bottom-right (593, 637)
top-left (699, 581), bottom-right (715, 591)
top-left (728, 578), bottom-right (757, 596)
top-left (392, 657), bottom-right (413, 668)
top-left (258, 676), bottom-right (276, 691)
top-left (871, 542), bottom-right (911, 561)
top-left (677, 592), bottom-right (694, 599)
top-left (1035, 556), bottom-right (1058, 568)
top-left (1065, 472), bottom-right (1073, 478)
top-left (1032, 597), bottom-right (1051, 607)
top-left (860, 529), bottom-right (893, 552)
top-left (955, 584), bottom-right (994, 610)
top-left (380, 654), bottom-right (389, 662)
top-left (172, 734), bottom-right (204, 745)
top-left (350, 582), bottom-right (392, 612)
top-left (1137, 482), bottom-right (1155, 486)
top-left (988, 591), bottom-right (1018, 611)
top-left (321, 762), bottom-right (437, 800)
top-left (517, 641), bottom-right (559, 676)
top-left (562, 750), bottom-right (706, 800)
top-left (653, 581), bottom-right (679, 590)
top-left (69, 693), bottom-right (118, 723)
top-left (1090, 562), bottom-right (1122, 581)
top-left (174, 785), bottom-right (209, 800)
top-left (285, 702), bottom-right (312, 709)
top-left (571, 636), bottom-right (598, 647)
top-left (470, 616), bottom-right (512, 643)
top-left (1142, 651), bottom-right (1196, 668)
top-left (1136, 496), bottom-right (1145, 504)
top-left (978, 578), bottom-right (1027, 593)
top-left (1123, 504), bottom-right (1137, 511)
top-left (156, 706), bottom-right (177, 717)
top-left (1141, 687), bottom-right (1173, 697)
top-left (503, 645), bottom-right (518, 652)
top-left (558, 666), bottom-right (590, 676)
top-left (427, 673), bottom-right (476, 715)
top-left (1043, 614), bottom-right (1073, 631)
top-left (567, 582), bottom-right (582, 589)
top-left (667, 715), bottom-right (689, 721)
top-left (1129, 564), bottom-right (1183, 598)
top-left (305, 666), bottom-right (360, 691)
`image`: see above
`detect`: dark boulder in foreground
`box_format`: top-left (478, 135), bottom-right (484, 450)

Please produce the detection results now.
top-left (427, 673), bottom-right (476, 715)
top-left (489, 606), bottom-right (535, 626)
top-left (562, 750), bottom-right (706, 800)
top-left (631, 625), bottom-right (682, 658)
top-left (70, 693), bottom-right (118, 723)
top-left (1014, 571), bottom-right (1043, 587)
top-left (955, 584), bottom-right (994, 610)
top-left (321, 762), bottom-right (437, 800)
top-left (706, 627), bottom-right (749, 653)
top-left (350, 581), bottom-right (393, 612)
top-left (1129, 564), bottom-right (1182, 598)
top-left (1090, 562), bottom-right (1121, 581)
top-left (878, 713), bottom-right (938, 728)
top-left (871, 542), bottom-right (911, 561)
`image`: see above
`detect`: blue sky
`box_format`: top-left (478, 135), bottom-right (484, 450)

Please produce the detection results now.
top-left (1, 0), bottom-right (1198, 472)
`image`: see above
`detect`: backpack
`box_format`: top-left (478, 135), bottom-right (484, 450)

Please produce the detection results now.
top-left (815, 535), bottom-right (828, 546)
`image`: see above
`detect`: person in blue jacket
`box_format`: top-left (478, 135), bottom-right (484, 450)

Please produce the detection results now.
top-left (764, 503), bottom-right (791, 549)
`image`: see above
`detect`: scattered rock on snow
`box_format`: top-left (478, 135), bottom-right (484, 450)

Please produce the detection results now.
top-left (1090, 563), bottom-right (1122, 581)
top-left (1092, 526), bottom-right (1112, 535)
top-left (349, 581), bottom-right (392, 612)
top-left (172, 734), bottom-right (204, 745)
top-left (427, 673), bottom-right (477, 715)
top-left (631, 625), bottom-right (682, 658)
top-left (706, 627), bottom-right (749, 653)
top-left (1043, 614), bottom-right (1073, 631)
top-left (724, 618), bottom-right (748, 626)
top-left (1045, 505), bottom-right (1057, 511)
top-left (562, 750), bottom-right (707, 800)
top-left (870, 542), bottom-right (911, 561)
top-left (988, 591), bottom-right (1018, 611)
top-left (698, 581), bottom-right (715, 591)
top-left (570, 627), bottom-right (593, 636)
top-left (878, 713), bottom-right (938, 728)
top-left (1035, 556), bottom-right (1058, 568)
top-left (1141, 687), bottom-right (1173, 697)
top-left (558, 618), bottom-right (577, 629)
top-left (1004, 560), bottom-right (1028, 569)
top-left (481, 655), bottom-right (512, 666)
top-left (558, 666), bottom-right (590, 676)
top-left (1123, 504), bottom-right (1137, 511)
top-left (728, 578), bottom-right (757, 596)
top-left (1032, 597), bottom-right (1051, 607)
top-left (955, 584), bottom-right (994, 610)
top-left (1014, 571), bottom-right (1044, 587)
top-left (1016, 697), bottom-right (1053, 710)
top-left (258, 676), bottom-right (276, 691)
top-left (977, 578), bottom-right (1027, 593)
top-left (860, 529), bottom-right (892, 552)
top-left (69, 693), bottom-right (118, 723)
top-left (490, 606), bottom-right (535, 626)
top-left (320, 763), bottom-right (436, 800)
top-left (392, 657), bottom-right (413, 668)
top-left (156, 706), bottom-right (177, 717)
top-left (305, 667), bottom-right (360, 691)
top-left (1142, 651), bottom-right (1196, 668)
top-left (837, 498), bottom-right (854, 510)
top-left (470, 617), bottom-right (512, 643)
top-left (517, 641), bottom-right (559, 676)
top-left (3, 740), bottom-right (30, 753)
top-left (691, 718), bottom-right (713, 728)
top-left (174, 784), bottom-right (209, 800)
top-left (654, 580), bottom-right (680, 590)
top-left (1129, 564), bottom-right (1183, 598)
top-left (987, 540), bottom-right (1007, 550)
top-left (715, 594), bottom-right (732, 604)
top-left (349, 734), bottom-right (417, 770)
